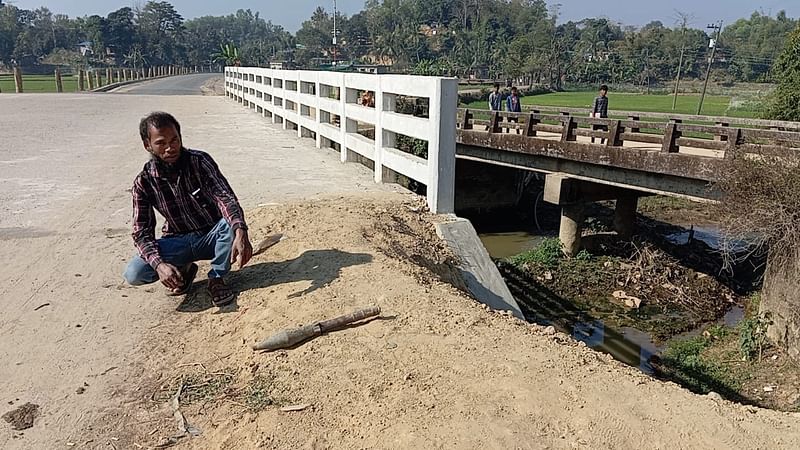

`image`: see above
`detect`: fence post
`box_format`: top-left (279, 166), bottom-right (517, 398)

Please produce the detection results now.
top-left (628, 115), bottom-right (640, 133)
top-left (13, 66), bottom-right (23, 93)
top-left (489, 111), bottom-right (502, 133)
top-left (78, 70), bottom-right (85, 91)
top-left (54, 68), bottom-right (63, 93)
top-left (87, 71), bottom-right (95, 90)
top-left (461, 109), bottom-right (473, 130)
top-left (607, 120), bottom-right (623, 146)
top-left (715, 121), bottom-right (730, 142)
top-left (427, 78), bottom-right (457, 214)
top-left (95, 71), bottom-right (101, 88)
top-left (525, 111), bottom-right (539, 136)
top-left (560, 116), bottom-right (577, 142)
top-left (722, 128), bottom-right (742, 160)
top-left (374, 78), bottom-right (394, 183)
top-left (338, 74), bottom-right (347, 162)
top-left (661, 119), bottom-right (682, 153)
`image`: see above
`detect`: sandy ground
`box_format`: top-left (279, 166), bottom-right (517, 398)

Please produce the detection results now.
top-left (3, 92), bottom-right (800, 449)
top-left (85, 195), bottom-right (800, 450)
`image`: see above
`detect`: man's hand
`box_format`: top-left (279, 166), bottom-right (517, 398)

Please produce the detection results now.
top-left (231, 228), bottom-right (253, 268)
top-left (156, 262), bottom-right (184, 291)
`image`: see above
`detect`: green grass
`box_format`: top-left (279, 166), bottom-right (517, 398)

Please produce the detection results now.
top-left (0, 74), bottom-right (88, 93)
top-left (463, 91), bottom-right (762, 118)
top-left (661, 333), bottom-right (745, 396)
top-left (508, 237), bottom-right (563, 269)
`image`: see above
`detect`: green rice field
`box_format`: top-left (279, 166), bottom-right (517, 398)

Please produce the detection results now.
top-left (463, 91), bottom-right (761, 118)
top-left (0, 74), bottom-right (90, 93)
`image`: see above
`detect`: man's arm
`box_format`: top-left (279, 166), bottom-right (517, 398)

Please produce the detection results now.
top-left (198, 153), bottom-right (252, 267)
top-left (591, 97), bottom-right (599, 117)
top-left (131, 178), bottom-right (163, 269)
top-left (198, 154), bottom-right (247, 232)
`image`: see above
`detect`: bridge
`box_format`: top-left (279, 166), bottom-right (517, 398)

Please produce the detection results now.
top-left (225, 67), bottom-right (800, 255)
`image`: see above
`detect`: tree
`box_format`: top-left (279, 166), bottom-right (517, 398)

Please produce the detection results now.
top-left (184, 9), bottom-right (292, 67)
top-left (724, 11), bottom-right (797, 82)
top-left (136, 1), bottom-right (185, 65)
top-left (0, 3), bottom-right (21, 64)
top-left (295, 6), bottom-right (332, 65)
top-left (765, 23), bottom-right (800, 121)
top-left (213, 43), bottom-right (240, 66)
top-left (105, 7), bottom-right (136, 64)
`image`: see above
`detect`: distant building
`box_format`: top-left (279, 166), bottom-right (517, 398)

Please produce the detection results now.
top-left (352, 64), bottom-right (390, 75)
top-left (269, 61), bottom-right (296, 70)
top-left (78, 41), bottom-right (93, 56)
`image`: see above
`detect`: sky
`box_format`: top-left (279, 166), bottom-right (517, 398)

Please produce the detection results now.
top-left (9, 0), bottom-right (800, 32)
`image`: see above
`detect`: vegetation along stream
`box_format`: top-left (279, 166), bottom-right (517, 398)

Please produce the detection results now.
top-left (468, 193), bottom-right (766, 388)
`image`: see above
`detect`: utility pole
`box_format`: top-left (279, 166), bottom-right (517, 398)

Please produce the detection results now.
top-left (332, 0), bottom-right (338, 66)
top-left (672, 13), bottom-right (690, 110)
top-left (697, 20), bottom-right (723, 115)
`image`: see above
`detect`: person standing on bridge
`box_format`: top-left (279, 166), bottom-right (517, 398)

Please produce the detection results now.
top-left (122, 112), bottom-right (253, 307)
top-left (591, 84), bottom-right (610, 144)
top-left (488, 83), bottom-right (503, 112)
top-left (506, 86), bottom-right (522, 134)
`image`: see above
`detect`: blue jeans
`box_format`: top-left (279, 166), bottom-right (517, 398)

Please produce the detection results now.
top-left (123, 218), bottom-right (234, 286)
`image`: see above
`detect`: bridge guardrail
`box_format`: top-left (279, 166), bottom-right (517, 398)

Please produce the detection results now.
top-left (225, 67), bottom-right (457, 214)
top-left (520, 104), bottom-right (800, 133)
top-left (458, 108), bottom-right (800, 163)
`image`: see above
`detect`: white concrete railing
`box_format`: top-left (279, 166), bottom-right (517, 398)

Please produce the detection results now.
top-left (224, 66), bottom-right (457, 213)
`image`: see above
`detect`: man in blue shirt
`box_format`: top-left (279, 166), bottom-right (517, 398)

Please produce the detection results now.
top-left (488, 83), bottom-right (502, 111)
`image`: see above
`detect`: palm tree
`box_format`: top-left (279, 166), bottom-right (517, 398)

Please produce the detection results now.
top-left (213, 43), bottom-right (241, 66)
top-left (124, 45), bottom-right (147, 72)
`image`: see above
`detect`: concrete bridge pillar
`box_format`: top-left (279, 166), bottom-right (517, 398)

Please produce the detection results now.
top-left (559, 203), bottom-right (584, 257)
top-left (545, 173), bottom-right (647, 256)
top-left (614, 196), bottom-right (639, 240)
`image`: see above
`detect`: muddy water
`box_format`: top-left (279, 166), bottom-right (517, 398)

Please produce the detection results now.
top-left (479, 231), bottom-right (550, 259)
top-left (479, 227), bottom-right (743, 374)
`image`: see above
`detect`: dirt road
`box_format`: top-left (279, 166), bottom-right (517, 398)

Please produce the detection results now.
top-left (2, 92), bottom-right (800, 449)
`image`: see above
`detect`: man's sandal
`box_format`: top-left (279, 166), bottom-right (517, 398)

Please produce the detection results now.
top-left (208, 278), bottom-right (236, 307)
top-left (167, 263), bottom-right (198, 296)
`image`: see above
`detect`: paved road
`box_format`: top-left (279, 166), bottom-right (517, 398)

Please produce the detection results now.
top-left (111, 73), bottom-right (222, 95)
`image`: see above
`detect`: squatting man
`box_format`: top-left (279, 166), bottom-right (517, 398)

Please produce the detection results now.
top-left (123, 112), bottom-right (253, 306)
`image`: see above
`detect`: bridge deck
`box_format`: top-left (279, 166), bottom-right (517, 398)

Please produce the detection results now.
top-left (456, 108), bottom-right (800, 197)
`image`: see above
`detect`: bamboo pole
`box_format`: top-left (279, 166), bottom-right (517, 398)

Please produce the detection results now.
top-left (54, 68), bottom-right (63, 93)
top-left (13, 66), bottom-right (23, 93)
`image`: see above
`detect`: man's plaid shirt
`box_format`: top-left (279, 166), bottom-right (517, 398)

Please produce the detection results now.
top-left (131, 149), bottom-right (247, 269)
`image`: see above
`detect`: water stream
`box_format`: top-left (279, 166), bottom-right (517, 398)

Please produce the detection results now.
top-left (479, 227), bottom-right (744, 374)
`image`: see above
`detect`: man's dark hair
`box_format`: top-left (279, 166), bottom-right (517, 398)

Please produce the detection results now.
top-left (494, 82), bottom-right (500, 89)
top-left (511, 86), bottom-right (518, 92)
top-left (139, 112), bottom-right (181, 142)
top-left (600, 84), bottom-right (609, 92)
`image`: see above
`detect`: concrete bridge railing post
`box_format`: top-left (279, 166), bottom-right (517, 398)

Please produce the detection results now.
top-left (428, 78), bottom-right (457, 214)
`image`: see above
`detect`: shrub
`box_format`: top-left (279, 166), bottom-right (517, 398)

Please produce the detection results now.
top-left (765, 23), bottom-right (800, 121)
top-left (509, 237), bottom-right (562, 269)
